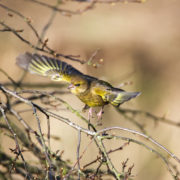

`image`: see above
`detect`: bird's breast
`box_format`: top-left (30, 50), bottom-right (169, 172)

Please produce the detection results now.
top-left (77, 92), bottom-right (107, 107)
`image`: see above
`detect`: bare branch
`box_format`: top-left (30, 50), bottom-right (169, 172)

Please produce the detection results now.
top-left (0, 106), bottom-right (31, 179)
top-left (118, 107), bottom-right (180, 127)
top-left (77, 130), bottom-right (81, 180)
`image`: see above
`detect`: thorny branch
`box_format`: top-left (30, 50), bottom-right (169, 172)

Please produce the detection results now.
top-left (0, 84), bottom-right (180, 179)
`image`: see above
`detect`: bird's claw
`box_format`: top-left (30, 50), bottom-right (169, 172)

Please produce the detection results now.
top-left (86, 107), bottom-right (104, 127)
top-left (87, 107), bottom-right (94, 130)
top-left (88, 107), bottom-right (93, 120)
top-left (96, 108), bottom-right (104, 126)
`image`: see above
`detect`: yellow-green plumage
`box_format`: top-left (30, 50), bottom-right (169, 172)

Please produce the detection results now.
top-left (16, 52), bottom-right (140, 108)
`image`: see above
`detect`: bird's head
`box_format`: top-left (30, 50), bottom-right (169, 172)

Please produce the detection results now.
top-left (68, 77), bottom-right (88, 95)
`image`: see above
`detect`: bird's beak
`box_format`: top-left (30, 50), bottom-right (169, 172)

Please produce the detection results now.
top-left (68, 84), bottom-right (75, 89)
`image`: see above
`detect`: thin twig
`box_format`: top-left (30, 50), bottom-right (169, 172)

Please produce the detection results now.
top-left (118, 108), bottom-right (180, 128)
top-left (32, 106), bottom-right (55, 179)
top-left (1, 84), bottom-right (180, 179)
top-left (0, 21), bottom-right (85, 63)
top-left (83, 142), bottom-right (129, 168)
top-left (96, 136), bottom-right (121, 179)
top-left (36, 0), bottom-right (60, 48)
top-left (101, 134), bottom-right (177, 178)
top-left (97, 127), bottom-right (180, 164)
top-left (0, 69), bottom-right (19, 87)
top-left (77, 130), bottom-right (81, 180)
top-left (27, 0), bottom-right (78, 15)
top-left (0, 106), bottom-right (31, 180)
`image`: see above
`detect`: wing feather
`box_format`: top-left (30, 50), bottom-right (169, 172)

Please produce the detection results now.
top-left (16, 52), bottom-right (83, 83)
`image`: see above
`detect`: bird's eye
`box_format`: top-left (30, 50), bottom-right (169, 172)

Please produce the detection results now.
top-left (75, 83), bottom-right (80, 87)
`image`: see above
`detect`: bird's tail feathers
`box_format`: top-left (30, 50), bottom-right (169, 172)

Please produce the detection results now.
top-left (110, 91), bottom-right (141, 106)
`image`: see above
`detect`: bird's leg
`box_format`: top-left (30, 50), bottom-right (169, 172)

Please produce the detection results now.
top-left (82, 105), bottom-right (93, 129)
top-left (87, 107), bottom-right (94, 130)
top-left (96, 106), bottom-right (104, 126)
top-left (88, 107), bottom-right (93, 121)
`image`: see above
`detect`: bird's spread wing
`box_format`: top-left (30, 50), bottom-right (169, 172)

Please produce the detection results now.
top-left (92, 81), bottom-right (140, 106)
top-left (16, 52), bottom-right (83, 83)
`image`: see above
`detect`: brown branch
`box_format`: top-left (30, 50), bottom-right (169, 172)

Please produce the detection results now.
top-left (97, 127), bottom-right (180, 164)
top-left (28, 0), bottom-right (145, 16)
top-left (1, 83), bottom-right (179, 179)
top-left (27, 0), bottom-right (78, 16)
top-left (77, 130), bottom-right (81, 179)
top-left (83, 142), bottom-right (129, 169)
top-left (117, 107), bottom-right (180, 128)
top-left (0, 106), bottom-right (31, 180)
top-left (0, 21), bottom-right (85, 63)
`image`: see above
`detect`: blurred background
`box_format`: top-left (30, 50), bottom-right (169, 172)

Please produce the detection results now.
top-left (1, 0), bottom-right (180, 179)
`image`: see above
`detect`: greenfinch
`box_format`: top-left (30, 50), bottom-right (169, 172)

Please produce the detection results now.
top-left (16, 52), bottom-right (141, 119)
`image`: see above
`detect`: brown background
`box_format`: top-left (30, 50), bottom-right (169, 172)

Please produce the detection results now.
top-left (1, 0), bottom-right (180, 179)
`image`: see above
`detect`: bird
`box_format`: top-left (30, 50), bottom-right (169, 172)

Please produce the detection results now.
top-left (16, 52), bottom-right (141, 122)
